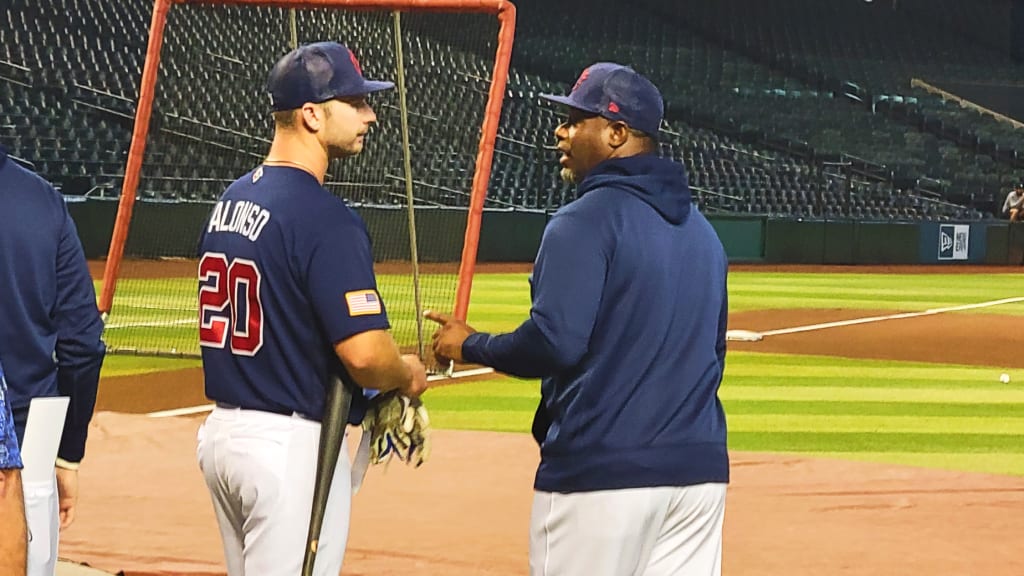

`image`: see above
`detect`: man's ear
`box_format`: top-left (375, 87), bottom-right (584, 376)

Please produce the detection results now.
top-left (606, 121), bottom-right (630, 149)
top-left (300, 103), bottom-right (324, 133)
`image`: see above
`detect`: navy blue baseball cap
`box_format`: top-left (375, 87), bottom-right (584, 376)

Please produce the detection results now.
top-left (266, 42), bottom-right (394, 112)
top-left (540, 63), bottom-right (664, 137)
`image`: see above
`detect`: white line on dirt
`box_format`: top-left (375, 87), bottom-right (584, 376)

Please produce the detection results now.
top-left (752, 296), bottom-right (1024, 338)
top-left (146, 404), bottom-right (214, 418)
top-left (145, 367), bottom-right (497, 418)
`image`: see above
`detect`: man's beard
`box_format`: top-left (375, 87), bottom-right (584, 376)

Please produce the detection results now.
top-left (327, 141), bottom-right (360, 159)
top-left (560, 167), bottom-right (579, 184)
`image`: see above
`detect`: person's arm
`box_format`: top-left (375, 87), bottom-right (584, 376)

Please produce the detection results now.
top-left (431, 207), bottom-right (608, 378)
top-left (304, 206), bottom-right (428, 397)
top-left (334, 331), bottom-right (427, 397)
top-left (0, 468), bottom-right (26, 575)
top-left (53, 200), bottom-right (106, 466)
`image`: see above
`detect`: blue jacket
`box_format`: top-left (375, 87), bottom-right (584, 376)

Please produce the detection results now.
top-left (0, 148), bottom-right (106, 463)
top-left (463, 154), bottom-right (729, 493)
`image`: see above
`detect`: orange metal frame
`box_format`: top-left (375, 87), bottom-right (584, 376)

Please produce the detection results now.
top-left (99, 0), bottom-right (516, 323)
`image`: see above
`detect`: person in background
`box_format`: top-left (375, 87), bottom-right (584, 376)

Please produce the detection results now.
top-left (1002, 183), bottom-right (1023, 222)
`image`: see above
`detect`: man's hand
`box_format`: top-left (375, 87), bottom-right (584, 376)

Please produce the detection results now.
top-left (424, 311), bottom-right (476, 364)
top-left (400, 354), bottom-right (429, 398)
top-left (55, 467), bottom-right (78, 531)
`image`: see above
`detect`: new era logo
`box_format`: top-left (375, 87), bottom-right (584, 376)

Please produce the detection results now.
top-left (346, 290), bottom-right (381, 316)
top-left (937, 224), bottom-right (969, 261)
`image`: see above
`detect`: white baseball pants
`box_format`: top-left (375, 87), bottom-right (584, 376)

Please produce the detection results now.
top-left (197, 406), bottom-right (351, 576)
top-left (530, 483), bottom-right (727, 576)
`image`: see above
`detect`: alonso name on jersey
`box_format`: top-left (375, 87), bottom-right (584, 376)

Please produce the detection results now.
top-left (207, 199), bottom-right (272, 241)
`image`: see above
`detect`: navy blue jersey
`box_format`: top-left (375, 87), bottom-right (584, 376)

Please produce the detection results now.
top-left (198, 165), bottom-right (389, 421)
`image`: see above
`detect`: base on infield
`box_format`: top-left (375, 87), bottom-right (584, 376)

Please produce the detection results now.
top-left (726, 329), bottom-right (764, 342)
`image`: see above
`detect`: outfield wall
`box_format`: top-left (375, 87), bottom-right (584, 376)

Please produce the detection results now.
top-left (68, 199), bottom-right (1024, 266)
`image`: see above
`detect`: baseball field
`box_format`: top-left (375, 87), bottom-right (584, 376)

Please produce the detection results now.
top-left (59, 262), bottom-right (1024, 575)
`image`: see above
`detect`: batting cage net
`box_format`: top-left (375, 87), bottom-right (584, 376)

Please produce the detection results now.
top-left (99, 0), bottom-right (515, 360)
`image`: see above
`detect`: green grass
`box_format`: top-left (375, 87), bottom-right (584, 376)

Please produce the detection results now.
top-left (100, 269), bottom-right (1024, 476)
top-left (728, 272), bottom-right (1024, 314)
top-left (423, 351), bottom-right (1024, 476)
top-left (101, 355), bottom-right (202, 377)
top-left (100, 271), bottom-right (1024, 355)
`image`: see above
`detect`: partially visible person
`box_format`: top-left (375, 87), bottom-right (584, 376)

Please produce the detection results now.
top-left (196, 42), bottom-right (430, 576)
top-left (0, 359), bottom-right (27, 576)
top-left (428, 63), bottom-right (729, 576)
top-left (1002, 183), bottom-right (1023, 222)
top-left (0, 145), bottom-right (107, 575)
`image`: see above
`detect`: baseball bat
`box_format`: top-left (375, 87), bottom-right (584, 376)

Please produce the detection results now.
top-left (301, 375), bottom-right (354, 576)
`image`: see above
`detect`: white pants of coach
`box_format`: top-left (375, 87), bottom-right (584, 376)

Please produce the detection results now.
top-left (530, 483), bottom-right (727, 576)
top-left (197, 406), bottom-right (351, 576)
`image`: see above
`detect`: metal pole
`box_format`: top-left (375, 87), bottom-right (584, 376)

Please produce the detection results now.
top-left (392, 10), bottom-right (426, 361)
top-left (289, 9), bottom-right (298, 49)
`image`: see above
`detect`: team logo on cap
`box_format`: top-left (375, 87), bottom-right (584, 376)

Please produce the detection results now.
top-left (348, 49), bottom-right (363, 75)
top-left (573, 67), bottom-right (591, 91)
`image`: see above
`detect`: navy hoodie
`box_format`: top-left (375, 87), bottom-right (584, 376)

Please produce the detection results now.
top-left (0, 148), bottom-right (106, 463)
top-left (463, 154), bottom-right (729, 493)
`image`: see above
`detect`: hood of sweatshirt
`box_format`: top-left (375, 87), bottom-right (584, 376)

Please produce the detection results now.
top-left (576, 154), bottom-right (692, 225)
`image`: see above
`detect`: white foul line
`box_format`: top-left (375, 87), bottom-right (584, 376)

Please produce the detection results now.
top-left (147, 404), bottom-right (214, 418)
top-left (428, 367), bottom-right (494, 381)
top-left (146, 367), bottom-right (497, 418)
top-left (759, 296), bottom-right (1024, 338)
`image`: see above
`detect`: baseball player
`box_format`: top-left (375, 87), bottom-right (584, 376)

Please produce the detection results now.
top-left (0, 146), bottom-right (106, 575)
top-left (428, 63), bottom-right (730, 576)
top-left (1, 360), bottom-right (27, 575)
top-left (196, 42), bottom-right (429, 576)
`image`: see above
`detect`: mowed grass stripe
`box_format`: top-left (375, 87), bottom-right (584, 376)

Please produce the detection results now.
top-left (725, 375), bottom-right (1017, 390)
top-left (722, 386), bottom-right (1024, 404)
top-left (728, 414), bottom-right (1024, 435)
top-left (427, 387), bottom-right (1024, 434)
top-left (728, 272), bottom-right (1024, 295)
top-left (726, 399), bottom-right (1024, 418)
top-left (101, 355), bottom-right (202, 377)
top-left (728, 272), bottom-right (1024, 315)
top-left (725, 353), bottom-right (1017, 382)
top-left (429, 411), bottom-right (535, 433)
top-left (729, 431), bottom-right (1022, 453)
top-left (428, 379), bottom-right (538, 400)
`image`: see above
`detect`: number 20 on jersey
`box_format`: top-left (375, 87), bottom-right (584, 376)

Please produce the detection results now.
top-left (199, 252), bottom-right (264, 355)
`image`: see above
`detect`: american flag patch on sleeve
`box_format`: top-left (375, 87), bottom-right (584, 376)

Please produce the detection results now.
top-left (345, 290), bottom-right (382, 316)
